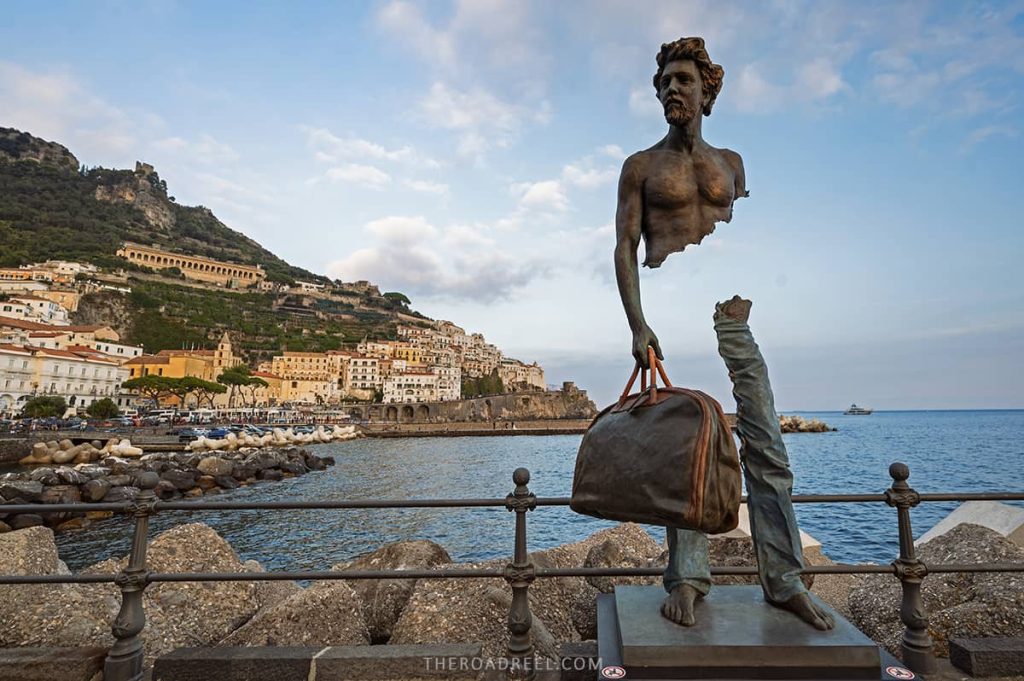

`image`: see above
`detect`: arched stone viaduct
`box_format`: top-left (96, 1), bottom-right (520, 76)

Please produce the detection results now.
top-left (340, 390), bottom-right (591, 424)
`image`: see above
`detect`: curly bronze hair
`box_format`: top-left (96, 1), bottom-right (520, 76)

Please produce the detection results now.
top-left (653, 37), bottom-right (724, 116)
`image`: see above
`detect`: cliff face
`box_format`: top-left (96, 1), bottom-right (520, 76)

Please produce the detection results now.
top-left (0, 128), bottom-right (79, 171)
top-left (73, 290), bottom-right (135, 339)
top-left (94, 162), bottom-right (175, 231)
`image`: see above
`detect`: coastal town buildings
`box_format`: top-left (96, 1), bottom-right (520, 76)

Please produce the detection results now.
top-left (0, 342), bottom-right (131, 415)
top-left (124, 333), bottom-right (237, 383)
top-left (116, 242), bottom-right (266, 288)
top-left (382, 368), bottom-right (439, 403)
top-left (1, 295), bottom-right (70, 325)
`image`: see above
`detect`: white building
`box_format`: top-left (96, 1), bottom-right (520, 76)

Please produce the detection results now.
top-left (0, 343), bottom-right (131, 416)
top-left (383, 369), bottom-right (438, 404)
top-left (345, 356), bottom-right (380, 392)
top-left (433, 365), bottom-right (462, 401)
top-left (3, 296), bottom-right (70, 325)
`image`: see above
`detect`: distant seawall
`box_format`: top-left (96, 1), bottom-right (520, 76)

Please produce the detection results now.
top-left (358, 418), bottom-right (592, 438)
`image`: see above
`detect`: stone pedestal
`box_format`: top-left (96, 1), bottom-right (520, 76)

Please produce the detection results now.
top-left (597, 586), bottom-right (911, 681)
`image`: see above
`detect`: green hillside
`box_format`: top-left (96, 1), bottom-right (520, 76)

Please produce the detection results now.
top-left (0, 127), bottom-right (427, 360)
top-left (0, 127), bottom-right (321, 283)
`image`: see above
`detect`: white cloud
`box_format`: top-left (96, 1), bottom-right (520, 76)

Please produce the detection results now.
top-left (404, 179), bottom-right (450, 196)
top-left (325, 163), bottom-right (392, 189)
top-left (417, 82), bottom-right (548, 160)
top-left (375, 1), bottom-right (457, 70)
top-left (304, 126), bottom-right (439, 168)
top-left (327, 215), bottom-right (548, 302)
top-left (375, 1), bottom-right (551, 161)
top-left (511, 180), bottom-right (569, 212)
top-left (153, 134), bottom-right (239, 165)
top-left (960, 125), bottom-right (1019, 153)
top-left (562, 161), bottom-right (617, 190)
top-left (0, 61), bottom-right (138, 162)
top-left (796, 58), bottom-right (848, 100)
top-left (365, 215), bottom-right (437, 241)
top-left (599, 144), bottom-right (626, 160)
top-left (629, 86), bottom-right (662, 119)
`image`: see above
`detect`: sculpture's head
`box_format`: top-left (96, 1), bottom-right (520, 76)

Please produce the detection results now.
top-left (653, 37), bottom-right (724, 124)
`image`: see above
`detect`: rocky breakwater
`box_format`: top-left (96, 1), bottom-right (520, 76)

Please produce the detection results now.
top-left (779, 415), bottom-right (836, 433)
top-left (0, 447), bottom-right (335, 533)
top-left (188, 424), bottom-right (359, 452)
top-left (0, 521), bottom-right (841, 669)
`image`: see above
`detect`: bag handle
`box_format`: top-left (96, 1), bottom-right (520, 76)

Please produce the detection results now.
top-left (618, 347), bottom-right (673, 405)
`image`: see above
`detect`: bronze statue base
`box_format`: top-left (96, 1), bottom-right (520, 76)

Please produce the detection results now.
top-left (597, 586), bottom-right (909, 680)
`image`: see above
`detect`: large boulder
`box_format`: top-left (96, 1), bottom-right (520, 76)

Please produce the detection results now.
top-left (220, 580), bottom-right (368, 647)
top-left (241, 559), bottom-right (302, 614)
top-left (529, 523), bottom-right (663, 641)
top-left (0, 527), bottom-right (111, 647)
top-left (81, 522), bottom-right (262, 662)
top-left (0, 480), bottom-right (44, 502)
top-left (196, 457), bottom-right (234, 478)
top-left (389, 557), bottom-right (561, 661)
top-left (337, 539), bottom-right (451, 643)
top-left (849, 524), bottom-right (1024, 657)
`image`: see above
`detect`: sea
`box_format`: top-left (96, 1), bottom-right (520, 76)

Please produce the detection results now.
top-left (54, 410), bottom-right (1024, 571)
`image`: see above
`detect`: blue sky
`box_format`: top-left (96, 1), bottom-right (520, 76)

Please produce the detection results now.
top-left (2, 1), bottom-right (1022, 409)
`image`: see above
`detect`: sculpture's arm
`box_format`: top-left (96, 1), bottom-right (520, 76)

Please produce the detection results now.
top-left (722, 149), bottom-right (749, 200)
top-left (614, 154), bottom-right (662, 368)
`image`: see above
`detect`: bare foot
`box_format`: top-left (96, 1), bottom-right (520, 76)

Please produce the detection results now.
top-left (716, 295), bottom-right (752, 323)
top-left (769, 592), bottom-right (835, 631)
top-left (661, 584), bottom-right (702, 626)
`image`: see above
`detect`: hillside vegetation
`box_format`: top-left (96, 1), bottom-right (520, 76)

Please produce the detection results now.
top-left (0, 127), bottom-right (427, 360)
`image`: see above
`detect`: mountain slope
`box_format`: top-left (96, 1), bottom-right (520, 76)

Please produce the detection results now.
top-left (0, 127), bottom-right (426, 360)
top-left (0, 126), bottom-right (322, 283)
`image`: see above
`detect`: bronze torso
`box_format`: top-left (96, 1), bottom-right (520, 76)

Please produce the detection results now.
top-left (637, 141), bottom-right (745, 268)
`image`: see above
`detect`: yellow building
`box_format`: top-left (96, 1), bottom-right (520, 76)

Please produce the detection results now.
top-left (116, 242), bottom-right (266, 288)
top-left (124, 333), bottom-right (237, 382)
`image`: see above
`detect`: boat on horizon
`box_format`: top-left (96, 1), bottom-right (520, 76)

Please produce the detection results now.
top-left (844, 403), bottom-right (873, 415)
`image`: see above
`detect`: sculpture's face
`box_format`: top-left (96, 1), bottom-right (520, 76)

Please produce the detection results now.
top-left (658, 59), bottom-right (703, 126)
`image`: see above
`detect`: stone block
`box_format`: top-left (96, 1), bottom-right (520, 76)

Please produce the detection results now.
top-left (950, 637), bottom-right (1024, 677)
top-left (315, 643), bottom-right (483, 680)
top-left (917, 501), bottom-right (1024, 547)
top-left (152, 647), bottom-right (314, 681)
top-left (0, 646), bottom-right (105, 681)
top-left (558, 641), bottom-right (599, 681)
top-left (612, 585), bottom-right (879, 679)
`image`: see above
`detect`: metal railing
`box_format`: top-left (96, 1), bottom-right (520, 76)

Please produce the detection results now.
top-left (1, 461), bottom-right (1023, 680)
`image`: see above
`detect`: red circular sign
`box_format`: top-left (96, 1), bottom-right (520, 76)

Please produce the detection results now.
top-left (886, 666), bottom-right (915, 680)
top-left (601, 666), bottom-right (627, 679)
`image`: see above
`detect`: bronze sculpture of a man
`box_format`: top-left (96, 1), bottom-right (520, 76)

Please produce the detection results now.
top-left (613, 37), bottom-right (835, 631)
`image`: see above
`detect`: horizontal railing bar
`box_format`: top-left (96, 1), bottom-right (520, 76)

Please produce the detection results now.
top-left (2, 492), bottom-right (1022, 516)
top-left (0, 503), bottom-right (131, 513)
top-left (0, 573), bottom-right (117, 584)
top-left (156, 499), bottom-right (511, 510)
top-left (918, 492), bottom-right (1024, 502)
top-left (151, 568), bottom-right (506, 582)
top-left (4, 562), bottom-right (1022, 585)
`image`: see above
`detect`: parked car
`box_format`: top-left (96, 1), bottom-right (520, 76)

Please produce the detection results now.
top-left (176, 427), bottom-right (209, 443)
top-left (206, 427), bottom-right (231, 439)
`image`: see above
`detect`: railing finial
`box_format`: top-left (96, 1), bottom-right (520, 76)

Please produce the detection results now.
top-left (886, 462), bottom-right (936, 675)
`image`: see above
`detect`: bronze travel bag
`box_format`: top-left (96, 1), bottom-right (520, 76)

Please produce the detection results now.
top-left (570, 349), bottom-right (742, 533)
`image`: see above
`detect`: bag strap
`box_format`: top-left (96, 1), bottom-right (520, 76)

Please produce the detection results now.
top-left (618, 347), bottom-right (673, 406)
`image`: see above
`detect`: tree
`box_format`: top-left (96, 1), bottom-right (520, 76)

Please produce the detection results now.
top-left (217, 365), bottom-right (253, 409)
top-left (122, 375), bottom-right (176, 407)
top-left (239, 375), bottom-right (269, 408)
top-left (22, 395), bottom-right (67, 418)
top-left (86, 398), bottom-right (119, 419)
top-left (185, 377), bottom-right (227, 409)
top-left (383, 291), bottom-right (411, 307)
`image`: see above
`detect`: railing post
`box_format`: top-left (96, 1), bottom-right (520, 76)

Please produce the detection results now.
top-left (104, 472), bottom-right (159, 681)
top-left (885, 462), bottom-right (936, 675)
top-left (505, 467), bottom-right (537, 680)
